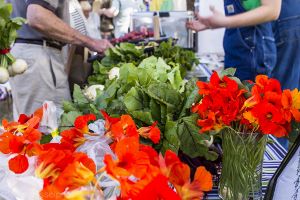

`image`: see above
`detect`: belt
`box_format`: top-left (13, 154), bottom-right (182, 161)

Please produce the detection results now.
top-left (15, 38), bottom-right (63, 50)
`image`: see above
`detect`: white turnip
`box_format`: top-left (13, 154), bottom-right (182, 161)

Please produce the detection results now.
top-left (0, 67), bottom-right (9, 84)
top-left (12, 59), bottom-right (28, 74)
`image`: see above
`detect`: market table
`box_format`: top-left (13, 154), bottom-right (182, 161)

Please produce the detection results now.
top-left (204, 135), bottom-right (287, 200)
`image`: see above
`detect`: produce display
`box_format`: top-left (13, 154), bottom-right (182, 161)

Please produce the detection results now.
top-left (0, 0), bottom-right (26, 83)
top-left (110, 30), bottom-right (154, 44)
top-left (88, 39), bottom-right (199, 85)
top-left (63, 55), bottom-right (218, 161)
top-left (1, 1), bottom-right (297, 200)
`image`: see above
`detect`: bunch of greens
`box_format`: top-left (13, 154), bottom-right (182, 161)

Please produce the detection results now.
top-left (64, 56), bottom-right (217, 160)
top-left (0, 1), bottom-right (25, 67)
top-left (88, 43), bottom-right (146, 85)
top-left (154, 39), bottom-right (200, 77)
top-left (88, 40), bottom-right (199, 85)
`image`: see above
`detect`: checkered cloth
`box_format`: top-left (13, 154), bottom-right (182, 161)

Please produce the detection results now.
top-left (205, 135), bottom-right (287, 200)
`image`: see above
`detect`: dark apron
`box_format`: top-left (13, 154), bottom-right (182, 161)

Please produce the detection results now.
top-left (271, 0), bottom-right (300, 90)
top-left (223, 0), bottom-right (277, 81)
top-left (272, 0), bottom-right (300, 149)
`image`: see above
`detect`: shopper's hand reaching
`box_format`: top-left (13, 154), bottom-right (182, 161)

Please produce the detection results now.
top-left (196, 6), bottom-right (229, 29)
top-left (186, 19), bottom-right (209, 32)
top-left (89, 39), bottom-right (113, 53)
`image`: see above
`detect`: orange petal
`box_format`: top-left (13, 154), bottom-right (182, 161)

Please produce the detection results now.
top-left (291, 109), bottom-right (300, 122)
top-left (8, 154), bottom-right (29, 174)
top-left (40, 185), bottom-right (65, 200)
top-left (74, 114), bottom-right (96, 132)
top-left (193, 166), bottom-right (213, 192)
top-left (168, 162), bottom-right (190, 186)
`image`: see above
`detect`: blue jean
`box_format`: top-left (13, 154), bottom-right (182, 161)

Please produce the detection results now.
top-left (271, 0), bottom-right (300, 150)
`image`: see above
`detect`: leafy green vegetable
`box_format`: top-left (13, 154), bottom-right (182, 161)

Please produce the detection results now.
top-left (63, 54), bottom-right (216, 161)
top-left (88, 40), bottom-right (199, 85)
top-left (154, 39), bottom-right (200, 77)
top-left (0, 1), bottom-right (26, 67)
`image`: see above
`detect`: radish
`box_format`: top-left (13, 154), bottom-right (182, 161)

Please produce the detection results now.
top-left (0, 67), bottom-right (9, 84)
top-left (12, 59), bottom-right (28, 75)
top-left (108, 67), bottom-right (120, 80)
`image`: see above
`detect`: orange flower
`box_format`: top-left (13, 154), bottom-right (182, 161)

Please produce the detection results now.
top-left (159, 151), bottom-right (213, 200)
top-left (40, 185), bottom-right (65, 200)
top-left (60, 129), bottom-right (86, 149)
top-left (37, 149), bottom-right (96, 195)
top-left (133, 174), bottom-right (181, 200)
top-left (36, 149), bottom-right (73, 182)
top-left (193, 166), bottom-right (214, 192)
top-left (104, 137), bottom-right (150, 179)
top-left (101, 110), bottom-right (120, 131)
top-left (54, 161), bottom-right (95, 192)
top-left (197, 111), bottom-right (222, 133)
top-left (282, 89), bottom-right (300, 122)
top-left (139, 144), bottom-right (159, 167)
top-left (74, 114), bottom-right (96, 134)
top-left (8, 154), bottom-right (29, 174)
top-left (0, 116), bottom-right (43, 174)
top-left (138, 122), bottom-right (161, 144)
top-left (251, 101), bottom-right (287, 137)
top-left (196, 81), bottom-right (211, 95)
top-left (110, 115), bottom-right (138, 141)
top-left (104, 137), bottom-right (162, 199)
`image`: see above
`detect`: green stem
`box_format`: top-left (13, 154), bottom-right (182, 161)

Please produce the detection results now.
top-left (219, 128), bottom-right (267, 200)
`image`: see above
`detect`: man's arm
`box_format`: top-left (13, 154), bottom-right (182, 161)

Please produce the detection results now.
top-left (187, 0), bottom-right (281, 31)
top-left (26, 4), bottom-right (112, 52)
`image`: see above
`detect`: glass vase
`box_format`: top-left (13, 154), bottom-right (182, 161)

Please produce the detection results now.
top-left (218, 128), bottom-right (267, 200)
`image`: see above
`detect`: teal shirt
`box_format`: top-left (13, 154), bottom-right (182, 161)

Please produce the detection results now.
top-left (242, 0), bottom-right (261, 10)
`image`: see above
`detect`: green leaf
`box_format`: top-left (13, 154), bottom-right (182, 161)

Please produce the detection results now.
top-left (40, 135), bottom-right (53, 144)
top-left (138, 56), bottom-right (157, 69)
top-left (179, 78), bottom-right (201, 118)
top-left (178, 115), bottom-right (218, 160)
top-left (137, 68), bottom-right (153, 86)
top-left (95, 80), bottom-right (120, 109)
top-left (60, 111), bottom-right (82, 131)
top-left (145, 82), bottom-right (182, 109)
top-left (0, 2), bottom-right (12, 20)
top-left (124, 87), bottom-right (144, 112)
top-left (119, 63), bottom-right (138, 84)
top-left (120, 43), bottom-right (143, 56)
top-left (62, 101), bottom-right (79, 112)
top-left (156, 57), bottom-right (171, 82)
top-left (73, 85), bottom-right (89, 105)
top-left (219, 68), bottom-right (236, 78)
top-left (161, 120), bottom-right (180, 154)
top-left (167, 65), bottom-right (183, 90)
top-left (150, 99), bottom-right (161, 123)
top-left (130, 110), bottom-right (154, 125)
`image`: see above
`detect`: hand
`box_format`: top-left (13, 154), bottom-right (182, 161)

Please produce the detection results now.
top-left (89, 39), bottom-right (113, 53)
top-left (98, 8), bottom-right (106, 15)
top-left (186, 20), bottom-right (209, 32)
top-left (197, 6), bottom-right (229, 29)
